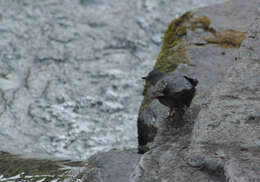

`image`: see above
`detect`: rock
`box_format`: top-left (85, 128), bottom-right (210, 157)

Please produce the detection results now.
top-left (137, 0), bottom-right (259, 153)
top-left (81, 149), bottom-right (141, 182)
top-left (187, 16), bottom-right (260, 182)
top-left (134, 0), bottom-right (260, 182)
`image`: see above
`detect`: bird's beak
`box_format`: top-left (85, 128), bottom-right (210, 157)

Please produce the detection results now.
top-left (142, 77), bottom-right (147, 80)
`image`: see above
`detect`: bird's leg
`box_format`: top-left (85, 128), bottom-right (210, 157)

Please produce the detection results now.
top-left (183, 105), bottom-right (188, 114)
top-left (170, 108), bottom-right (175, 118)
top-left (165, 108), bottom-right (175, 120)
top-left (176, 106), bottom-right (191, 122)
top-left (182, 105), bottom-right (191, 119)
top-left (183, 105), bottom-right (193, 121)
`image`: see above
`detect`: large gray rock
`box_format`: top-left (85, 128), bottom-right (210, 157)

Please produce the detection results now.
top-left (187, 16), bottom-right (260, 182)
top-left (134, 0), bottom-right (260, 182)
top-left (137, 0), bottom-right (258, 153)
top-left (81, 1), bottom-right (260, 181)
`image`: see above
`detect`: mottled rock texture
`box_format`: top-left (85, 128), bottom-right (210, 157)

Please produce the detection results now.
top-left (188, 16), bottom-right (260, 182)
top-left (134, 0), bottom-right (260, 182)
top-left (138, 0), bottom-right (257, 154)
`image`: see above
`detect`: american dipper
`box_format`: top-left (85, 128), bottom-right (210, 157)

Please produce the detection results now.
top-left (142, 70), bottom-right (198, 119)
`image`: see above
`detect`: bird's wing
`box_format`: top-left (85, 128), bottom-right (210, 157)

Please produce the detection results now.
top-left (153, 80), bottom-right (167, 97)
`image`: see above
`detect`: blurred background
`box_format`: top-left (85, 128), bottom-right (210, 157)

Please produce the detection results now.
top-left (0, 0), bottom-right (223, 160)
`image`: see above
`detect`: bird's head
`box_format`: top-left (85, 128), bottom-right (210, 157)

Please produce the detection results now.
top-left (142, 70), bottom-right (166, 86)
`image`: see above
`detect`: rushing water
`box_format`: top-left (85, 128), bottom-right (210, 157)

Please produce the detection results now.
top-left (0, 0), bottom-right (223, 160)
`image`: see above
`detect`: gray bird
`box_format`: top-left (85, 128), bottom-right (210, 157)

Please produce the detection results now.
top-left (142, 70), bottom-right (198, 119)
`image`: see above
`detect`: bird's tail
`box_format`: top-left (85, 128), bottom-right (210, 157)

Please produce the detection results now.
top-left (184, 76), bottom-right (198, 87)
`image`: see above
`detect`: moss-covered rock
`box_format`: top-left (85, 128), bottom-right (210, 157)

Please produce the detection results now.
top-left (135, 0), bottom-right (260, 181)
top-left (138, 7), bottom-right (248, 153)
top-left (161, 12), bottom-right (193, 51)
top-left (203, 29), bottom-right (246, 48)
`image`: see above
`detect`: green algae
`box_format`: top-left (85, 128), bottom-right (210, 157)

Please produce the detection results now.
top-left (161, 12), bottom-right (193, 51)
top-left (190, 16), bottom-right (214, 32)
top-left (153, 12), bottom-right (215, 74)
top-left (154, 43), bottom-right (188, 72)
top-left (203, 29), bottom-right (246, 48)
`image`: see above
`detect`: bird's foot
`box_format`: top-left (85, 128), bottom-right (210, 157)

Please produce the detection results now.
top-left (165, 109), bottom-right (175, 121)
top-left (183, 105), bottom-right (188, 113)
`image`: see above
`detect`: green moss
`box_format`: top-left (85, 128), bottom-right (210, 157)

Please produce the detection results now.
top-left (155, 11), bottom-right (210, 74)
top-left (190, 16), bottom-right (214, 32)
top-left (155, 12), bottom-right (194, 75)
top-left (161, 12), bottom-right (193, 51)
top-left (203, 29), bottom-right (246, 48)
top-left (176, 26), bottom-right (187, 36)
top-left (195, 16), bottom-right (211, 27)
top-left (154, 43), bottom-right (191, 72)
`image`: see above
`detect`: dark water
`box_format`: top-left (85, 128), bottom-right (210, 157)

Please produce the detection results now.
top-left (0, 0), bottom-right (223, 161)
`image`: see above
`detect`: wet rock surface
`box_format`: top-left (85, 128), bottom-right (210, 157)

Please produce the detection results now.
top-left (188, 16), bottom-right (260, 182)
top-left (133, 0), bottom-right (260, 182)
top-left (71, 1), bottom-right (260, 182)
